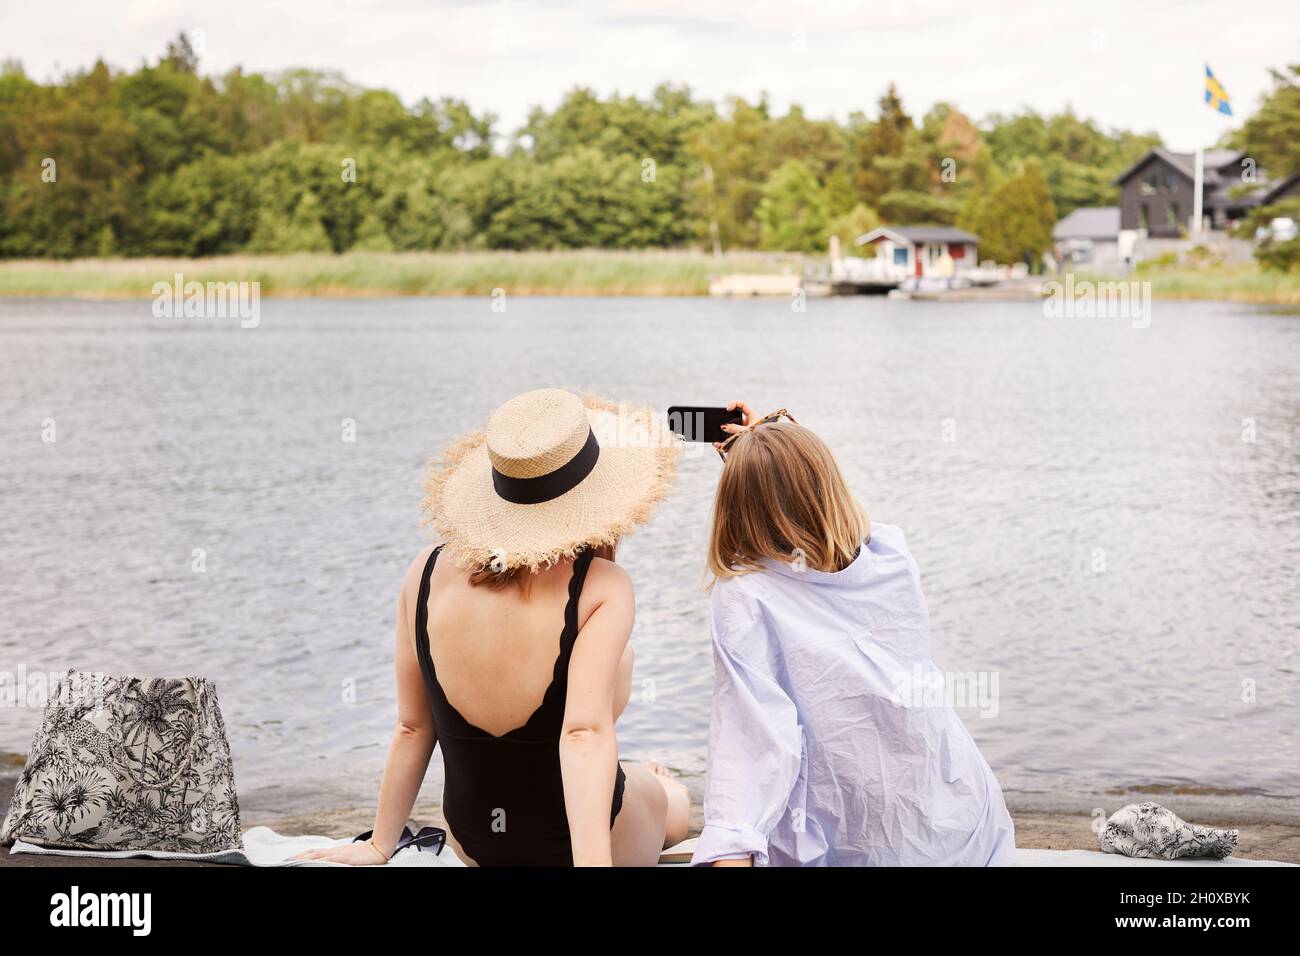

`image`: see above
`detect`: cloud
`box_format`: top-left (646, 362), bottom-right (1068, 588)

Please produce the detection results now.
top-left (3, 0), bottom-right (1295, 147)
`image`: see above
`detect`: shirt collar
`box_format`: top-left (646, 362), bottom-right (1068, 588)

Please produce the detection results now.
top-left (760, 538), bottom-right (871, 584)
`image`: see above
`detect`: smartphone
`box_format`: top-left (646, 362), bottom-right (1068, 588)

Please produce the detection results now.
top-left (667, 406), bottom-right (745, 444)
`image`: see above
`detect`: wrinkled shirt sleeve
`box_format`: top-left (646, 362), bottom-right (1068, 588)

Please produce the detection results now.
top-left (691, 584), bottom-right (802, 867)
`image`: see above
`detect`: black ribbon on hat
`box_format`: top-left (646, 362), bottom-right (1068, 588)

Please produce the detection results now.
top-left (491, 427), bottom-right (600, 505)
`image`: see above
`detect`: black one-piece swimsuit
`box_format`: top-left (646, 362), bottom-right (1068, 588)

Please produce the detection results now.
top-left (414, 546), bottom-right (626, 866)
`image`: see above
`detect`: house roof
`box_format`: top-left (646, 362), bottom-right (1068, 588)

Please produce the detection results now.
top-left (1204, 167), bottom-right (1277, 209)
top-left (1053, 206), bottom-right (1120, 241)
top-left (1260, 173), bottom-right (1300, 206)
top-left (1112, 147), bottom-right (1192, 185)
top-left (1111, 147), bottom-right (1245, 186)
top-left (1204, 149), bottom-right (1245, 170)
top-left (1110, 146), bottom-right (1283, 209)
top-left (855, 225), bottom-right (979, 246)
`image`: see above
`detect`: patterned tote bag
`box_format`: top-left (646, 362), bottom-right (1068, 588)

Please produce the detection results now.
top-left (1, 671), bottom-right (243, 853)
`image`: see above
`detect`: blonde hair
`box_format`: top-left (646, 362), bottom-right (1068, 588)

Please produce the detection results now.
top-left (708, 422), bottom-right (869, 580)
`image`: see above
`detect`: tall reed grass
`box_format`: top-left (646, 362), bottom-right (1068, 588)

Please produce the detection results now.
top-left (0, 250), bottom-right (801, 298)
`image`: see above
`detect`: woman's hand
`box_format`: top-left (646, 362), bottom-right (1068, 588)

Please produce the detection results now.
top-left (714, 400), bottom-right (759, 453)
top-left (290, 841), bottom-right (390, 865)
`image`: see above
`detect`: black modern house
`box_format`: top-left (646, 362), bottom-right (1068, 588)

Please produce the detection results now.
top-left (1113, 148), bottom-right (1300, 237)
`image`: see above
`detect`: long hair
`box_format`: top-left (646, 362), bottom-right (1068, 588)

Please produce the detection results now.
top-left (708, 422), bottom-right (869, 580)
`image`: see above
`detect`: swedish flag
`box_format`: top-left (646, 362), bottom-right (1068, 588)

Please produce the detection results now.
top-left (1205, 64), bottom-right (1232, 116)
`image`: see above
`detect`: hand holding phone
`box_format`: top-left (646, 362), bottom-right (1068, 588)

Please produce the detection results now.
top-left (666, 406), bottom-right (745, 444)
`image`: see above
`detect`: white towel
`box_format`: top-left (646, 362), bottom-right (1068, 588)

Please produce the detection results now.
top-left (9, 826), bottom-right (466, 867)
top-left (8, 836), bottom-right (1292, 867)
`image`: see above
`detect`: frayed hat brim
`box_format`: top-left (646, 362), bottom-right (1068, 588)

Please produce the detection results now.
top-left (421, 394), bottom-right (682, 572)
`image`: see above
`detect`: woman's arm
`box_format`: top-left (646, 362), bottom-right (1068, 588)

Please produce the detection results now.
top-left (366, 552), bottom-right (439, 856)
top-left (560, 560), bottom-right (634, 867)
top-left (293, 551), bottom-right (438, 864)
top-left (691, 586), bottom-right (802, 868)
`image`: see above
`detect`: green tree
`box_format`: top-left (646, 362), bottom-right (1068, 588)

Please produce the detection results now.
top-left (1254, 236), bottom-right (1300, 272)
top-left (756, 159), bottom-right (830, 252)
top-left (249, 191), bottom-right (332, 253)
top-left (766, 105), bottom-right (849, 183)
top-left (851, 84), bottom-right (913, 206)
top-left (352, 211), bottom-right (395, 251)
top-left (960, 159), bottom-right (1056, 267)
top-left (0, 38), bottom-right (1230, 262)
top-left (823, 169), bottom-right (857, 218)
top-left (828, 203), bottom-right (880, 250)
top-left (141, 153), bottom-right (260, 255)
top-left (487, 146), bottom-right (687, 250)
top-left (1235, 65), bottom-right (1300, 175)
top-left (162, 33), bottom-right (200, 74)
top-left (983, 107), bottom-right (1159, 217)
top-left (1240, 197), bottom-right (1300, 271)
top-left (0, 59), bottom-right (140, 257)
top-left (686, 97), bottom-right (774, 250)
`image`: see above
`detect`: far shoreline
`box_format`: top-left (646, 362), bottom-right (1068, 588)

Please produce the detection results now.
top-left (1, 250), bottom-right (1297, 305)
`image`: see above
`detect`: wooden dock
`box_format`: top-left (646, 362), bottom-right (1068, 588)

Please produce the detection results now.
top-left (708, 273), bottom-right (801, 296)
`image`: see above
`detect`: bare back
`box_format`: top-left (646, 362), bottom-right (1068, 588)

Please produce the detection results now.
top-left (409, 550), bottom-right (635, 736)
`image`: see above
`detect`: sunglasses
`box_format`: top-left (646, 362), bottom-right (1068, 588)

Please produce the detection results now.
top-left (716, 408), bottom-right (798, 461)
top-left (353, 825), bottom-right (447, 857)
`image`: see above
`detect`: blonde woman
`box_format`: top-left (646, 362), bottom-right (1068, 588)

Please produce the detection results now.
top-left (692, 403), bottom-right (1016, 867)
top-left (297, 388), bottom-right (689, 866)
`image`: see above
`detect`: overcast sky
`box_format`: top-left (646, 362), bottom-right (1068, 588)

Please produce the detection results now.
top-left (5, 0), bottom-right (1297, 148)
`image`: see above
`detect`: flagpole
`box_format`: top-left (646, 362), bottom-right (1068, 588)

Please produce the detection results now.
top-left (1193, 148), bottom-right (1204, 237)
top-left (1194, 62), bottom-right (1207, 238)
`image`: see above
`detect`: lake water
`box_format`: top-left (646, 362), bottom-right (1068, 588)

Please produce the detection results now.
top-left (1, 295), bottom-right (1298, 817)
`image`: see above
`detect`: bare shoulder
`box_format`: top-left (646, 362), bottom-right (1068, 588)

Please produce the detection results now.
top-left (399, 545), bottom-right (442, 605)
top-left (573, 557), bottom-right (634, 660)
top-left (585, 555), bottom-right (634, 606)
top-left (576, 556), bottom-right (635, 638)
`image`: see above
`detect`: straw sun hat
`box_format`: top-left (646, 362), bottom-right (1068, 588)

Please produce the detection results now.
top-left (422, 388), bottom-right (682, 572)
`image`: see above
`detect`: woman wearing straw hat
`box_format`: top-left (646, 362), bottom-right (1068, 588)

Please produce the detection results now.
top-left (296, 388), bottom-right (689, 867)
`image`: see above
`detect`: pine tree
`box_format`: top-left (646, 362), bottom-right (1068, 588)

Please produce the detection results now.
top-left (960, 160), bottom-right (1056, 268)
top-left (854, 84), bottom-right (913, 206)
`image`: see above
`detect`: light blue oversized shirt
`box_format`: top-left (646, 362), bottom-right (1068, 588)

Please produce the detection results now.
top-left (692, 524), bottom-right (1016, 867)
